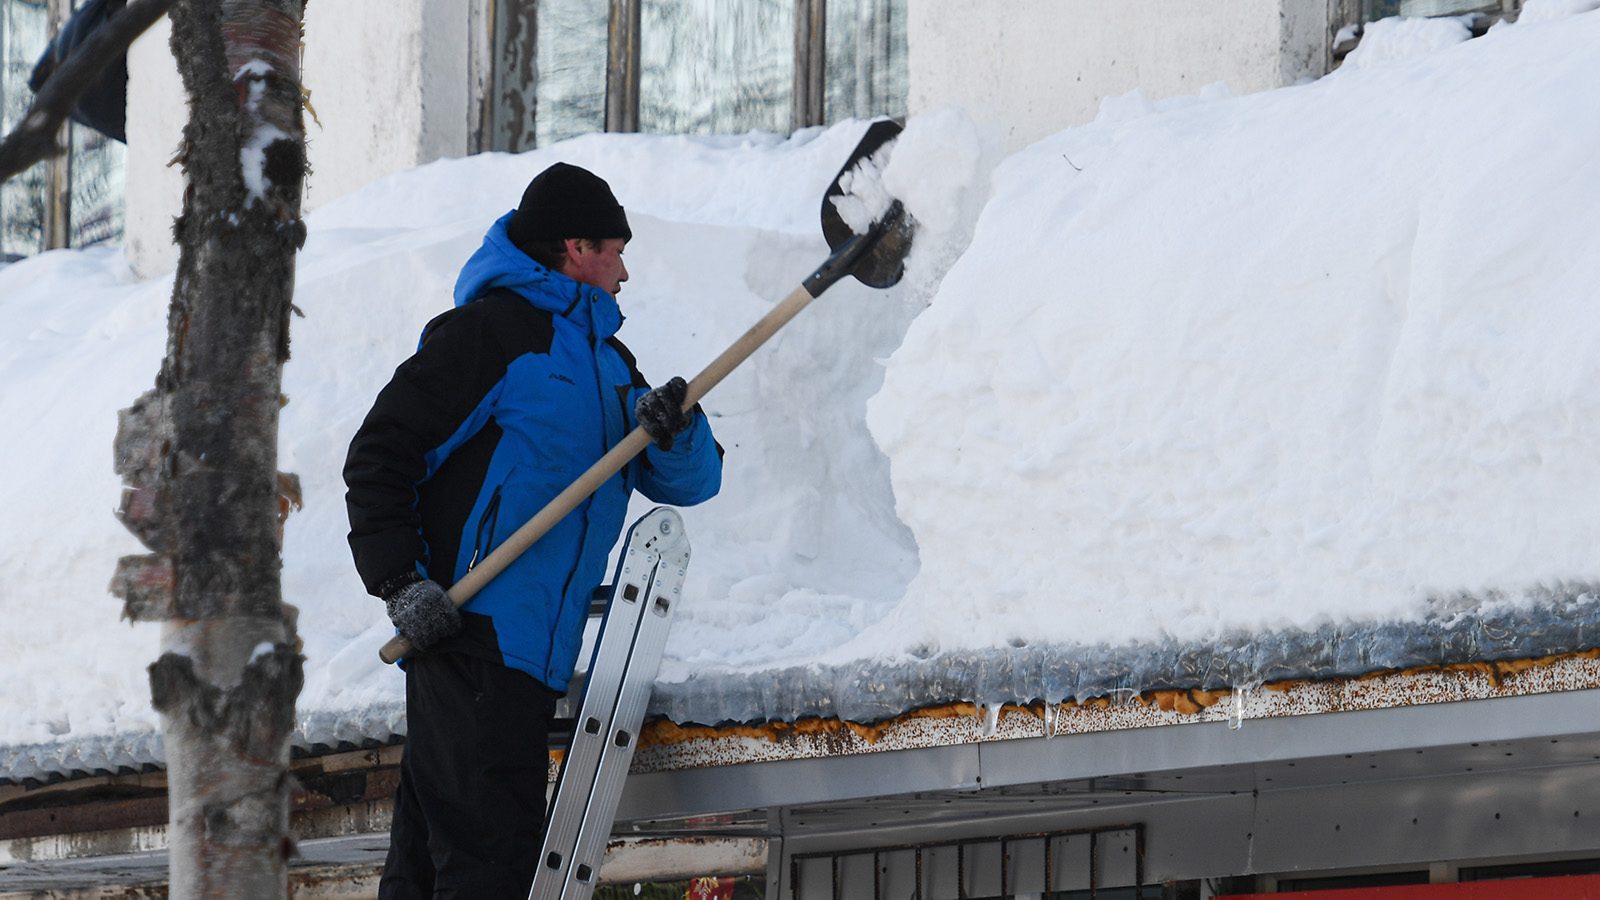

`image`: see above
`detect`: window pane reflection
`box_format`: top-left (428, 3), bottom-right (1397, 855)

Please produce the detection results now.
top-left (2, 0), bottom-right (48, 260)
top-left (69, 121), bottom-right (123, 247)
top-left (535, 0), bottom-right (607, 147)
top-left (825, 0), bottom-right (906, 124)
top-left (638, 0), bottom-right (792, 136)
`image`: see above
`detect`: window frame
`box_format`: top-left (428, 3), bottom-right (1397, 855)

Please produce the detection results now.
top-left (473, 0), bottom-right (890, 154)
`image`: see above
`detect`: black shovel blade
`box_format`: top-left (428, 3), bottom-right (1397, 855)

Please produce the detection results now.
top-left (821, 118), bottom-right (917, 289)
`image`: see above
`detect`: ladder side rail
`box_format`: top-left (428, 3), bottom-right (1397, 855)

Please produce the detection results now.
top-left (558, 539), bottom-right (689, 898)
top-left (531, 509), bottom-right (677, 899)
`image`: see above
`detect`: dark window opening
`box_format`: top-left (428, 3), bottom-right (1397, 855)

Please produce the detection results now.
top-left (1461, 857), bottom-right (1600, 882)
top-left (1276, 871), bottom-right (1431, 893)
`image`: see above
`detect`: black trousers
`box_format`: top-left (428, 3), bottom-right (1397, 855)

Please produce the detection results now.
top-left (380, 652), bottom-right (561, 900)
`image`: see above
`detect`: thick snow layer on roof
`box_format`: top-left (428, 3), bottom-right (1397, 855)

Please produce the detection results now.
top-left (852, 5), bottom-right (1600, 665)
top-left (2, 6), bottom-right (1598, 749)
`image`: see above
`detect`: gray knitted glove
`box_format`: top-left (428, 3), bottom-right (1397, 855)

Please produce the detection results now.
top-left (635, 376), bottom-right (691, 451)
top-left (382, 575), bottom-right (461, 652)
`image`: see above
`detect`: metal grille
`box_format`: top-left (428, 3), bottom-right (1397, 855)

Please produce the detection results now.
top-left (790, 824), bottom-right (1147, 900)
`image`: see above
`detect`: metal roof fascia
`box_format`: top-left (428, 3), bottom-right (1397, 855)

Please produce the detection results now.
top-left (615, 740), bottom-right (982, 822)
top-left (979, 686), bottom-right (1600, 791)
top-left (616, 688), bottom-right (1600, 822)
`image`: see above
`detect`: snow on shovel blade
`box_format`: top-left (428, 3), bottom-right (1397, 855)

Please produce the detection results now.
top-left (820, 118), bottom-right (917, 290)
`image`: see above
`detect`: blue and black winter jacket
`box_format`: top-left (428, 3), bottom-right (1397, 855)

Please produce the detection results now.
top-left (344, 212), bottom-right (722, 691)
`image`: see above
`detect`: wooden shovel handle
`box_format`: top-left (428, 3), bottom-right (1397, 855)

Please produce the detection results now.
top-left (378, 281), bottom-right (820, 664)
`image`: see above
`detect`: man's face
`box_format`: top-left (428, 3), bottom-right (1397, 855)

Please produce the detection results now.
top-left (561, 238), bottom-right (629, 296)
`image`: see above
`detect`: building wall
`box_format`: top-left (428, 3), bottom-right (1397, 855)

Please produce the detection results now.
top-left (124, 0), bottom-right (477, 278)
top-left (303, 0), bottom-right (472, 209)
top-left (123, 16), bottom-right (184, 278)
top-left (907, 0), bottom-right (1337, 152)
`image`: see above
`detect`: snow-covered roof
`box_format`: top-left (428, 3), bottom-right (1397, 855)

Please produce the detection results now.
top-left (11, 596), bottom-right (1600, 788)
top-left (2, 6), bottom-right (1599, 770)
top-left (650, 588), bottom-right (1600, 726)
top-left (0, 704), bottom-right (406, 788)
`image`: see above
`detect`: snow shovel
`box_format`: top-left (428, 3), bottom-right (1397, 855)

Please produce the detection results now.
top-left (380, 118), bottom-right (915, 664)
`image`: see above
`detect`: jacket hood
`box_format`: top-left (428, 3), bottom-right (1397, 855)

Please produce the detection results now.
top-left (452, 211), bottom-right (622, 339)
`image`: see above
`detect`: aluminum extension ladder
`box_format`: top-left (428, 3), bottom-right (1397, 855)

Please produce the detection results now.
top-left (529, 506), bottom-right (691, 900)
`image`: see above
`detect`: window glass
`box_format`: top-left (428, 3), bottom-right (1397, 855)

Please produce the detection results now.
top-left (638, 0), bottom-right (792, 136)
top-left (68, 120), bottom-right (122, 247)
top-left (1, 0), bottom-right (49, 260)
top-left (534, 0), bottom-right (608, 147)
top-left (824, 0), bottom-right (907, 124)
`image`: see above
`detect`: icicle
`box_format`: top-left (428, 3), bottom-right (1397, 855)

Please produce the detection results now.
top-left (1042, 701), bottom-right (1056, 740)
top-left (978, 702), bottom-right (1001, 737)
top-left (1227, 683), bottom-right (1257, 730)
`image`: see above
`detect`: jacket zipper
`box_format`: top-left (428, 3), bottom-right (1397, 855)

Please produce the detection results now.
top-left (468, 486), bottom-right (503, 571)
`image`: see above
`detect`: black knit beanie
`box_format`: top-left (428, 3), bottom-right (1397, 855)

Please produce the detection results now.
top-left (505, 163), bottom-right (632, 251)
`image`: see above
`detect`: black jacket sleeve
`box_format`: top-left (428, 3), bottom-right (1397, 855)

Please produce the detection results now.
top-left (343, 295), bottom-right (539, 596)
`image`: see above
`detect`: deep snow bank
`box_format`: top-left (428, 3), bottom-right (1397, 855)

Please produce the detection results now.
top-left (857, 7), bottom-right (1600, 665)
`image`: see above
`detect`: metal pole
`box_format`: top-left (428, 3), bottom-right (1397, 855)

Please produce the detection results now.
top-left (791, 0), bottom-right (825, 131)
top-left (1044, 835), bottom-right (1054, 899)
top-left (1090, 831), bottom-right (1100, 900)
top-left (42, 0), bottom-right (72, 250)
top-left (1001, 837), bottom-right (1010, 900)
top-left (958, 842), bottom-right (968, 900)
top-left (1135, 825), bottom-right (1147, 900)
top-left (605, 0), bottom-right (640, 133)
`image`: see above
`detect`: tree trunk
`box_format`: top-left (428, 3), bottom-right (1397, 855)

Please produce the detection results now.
top-left (111, 1), bottom-right (308, 896)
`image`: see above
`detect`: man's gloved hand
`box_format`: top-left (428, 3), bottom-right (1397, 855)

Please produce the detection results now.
top-left (635, 376), bottom-right (692, 452)
top-left (380, 573), bottom-right (462, 652)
